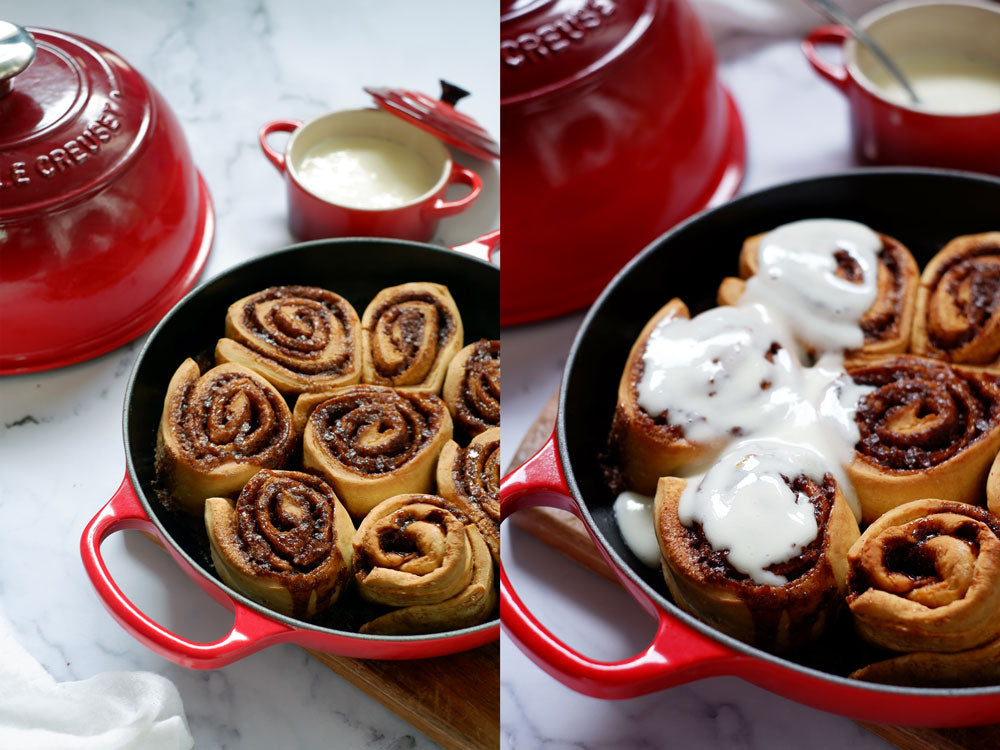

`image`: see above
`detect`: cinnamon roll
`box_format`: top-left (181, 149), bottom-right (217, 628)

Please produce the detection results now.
top-left (911, 232), bottom-right (1000, 366)
top-left (205, 469), bottom-right (354, 619)
top-left (301, 385), bottom-right (453, 517)
top-left (609, 298), bottom-right (800, 494)
top-left (352, 494), bottom-right (496, 635)
top-left (850, 637), bottom-right (1000, 688)
top-left (214, 285), bottom-right (362, 395)
top-left (844, 355), bottom-right (1000, 523)
top-left (436, 427), bottom-right (500, 563)
top-left (989, 451), bottom-right (1000, 518)
top-left (846, 499), bottom-right (1000, 655)
top-left (655, 440), bottom-right (860, 651)
top-left (155, 359), bottom-right (294, 514)
top-left (442, 339), bottom-right (500, 438)
top-left (361, 282), bottom-right (463, 393)
top-left (719, 221), bottom-right (919, 358)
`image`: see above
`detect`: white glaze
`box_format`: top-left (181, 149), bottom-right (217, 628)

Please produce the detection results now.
top-left (613, 491), bottom-right (660, 568)
top-left (297, 135), bottom-right (438, 209)
top-left (868, 52), bottom-right (1000, 114)
top-left (740, 219), bottom-right (881, 357)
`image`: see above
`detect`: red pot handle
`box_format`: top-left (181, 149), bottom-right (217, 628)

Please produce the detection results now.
top-left (258, 119), bottom-right (303, 174)
top-left (802, 25), bottom-right (851, 92)
top-left (451, 229), bottom-right (499, 262)
top-left (80, 475), bottom-right (296, 669)
top-left (500, 432), bottom-right (744, 699)
top-left (425, 163), bottom-right (482, 219)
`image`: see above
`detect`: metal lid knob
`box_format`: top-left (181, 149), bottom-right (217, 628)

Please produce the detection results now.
top-left (0, 21), bottom-right (36, 98)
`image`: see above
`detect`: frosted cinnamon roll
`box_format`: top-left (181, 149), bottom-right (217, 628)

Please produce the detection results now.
top-left (843, 355), bottom-right (1000, 523)
top-left (846, 499), bottom-right (1000, 655)
top-left (655, 440), bottom-right (860, 651)
top-left (353, 494), bottom-right (496, 635)
top-left (442, 339), bottom-right (500, 438)
top-left (301, 385), bottom-right (453, 517)
top-left (155, 360), bottom-right (294, 514)
top-left (361, 282), bottom-right (463, 393)
top-left (436, 427), bottom-right (500, 563)
top-left (214, 285), bottom-right (362, 394)
top-left (911, 232), bottom-right (1000, 366)
top-left (609, 298), bottom-right (801, 494)
top-left (205, 470), bottom-right (354, 619)
top-left (718, 220), bottom-right (919, 359)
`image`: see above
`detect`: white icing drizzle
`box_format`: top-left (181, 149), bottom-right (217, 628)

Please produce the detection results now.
top-left (613, 491), bottom-right (660, 568)
top-left (615, 219), bottom-right (879, 573)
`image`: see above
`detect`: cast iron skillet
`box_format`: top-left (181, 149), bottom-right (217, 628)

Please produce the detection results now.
top-left (501, 170), bottom-right (1000, 726)
top-left (81, 234), bottom-right (499, 668)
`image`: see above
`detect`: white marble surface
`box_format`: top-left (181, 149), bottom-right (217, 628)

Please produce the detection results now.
top-left (500, 3), bottom-right (901, 750)
top-left (0, 2), bottom-right (496, 748)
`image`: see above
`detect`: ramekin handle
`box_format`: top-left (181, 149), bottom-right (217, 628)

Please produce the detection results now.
top-left (802, 26), bottom-right (851, 92)
top-left (258, 119), bottom-right (303, 173)
top-left (80, 475), bottom-right (295, 669)
top-left (426, 164), bottom-right (482, 218)
top-left (500, 433), bottom-right (743, 698)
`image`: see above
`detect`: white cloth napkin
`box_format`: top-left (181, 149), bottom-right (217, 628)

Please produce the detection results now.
top-left (0, 613), bottom-right (193, 750)
top-left (692, 0), bottom-right (890, 38)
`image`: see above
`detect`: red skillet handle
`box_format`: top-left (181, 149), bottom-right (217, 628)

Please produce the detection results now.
top-left (802, 26), bottom-right (851, 92)
top-left (451, 229), bottom-right (499, 262)
top-left (501, 432), bottom-right (744, 699)
top-left (80, 475), bottom-right (295, 669)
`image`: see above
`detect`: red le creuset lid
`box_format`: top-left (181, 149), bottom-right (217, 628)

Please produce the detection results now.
top-left (0, 22), bottom-right (214, 375)
top-left (365, 80), bottom-right (499, 161)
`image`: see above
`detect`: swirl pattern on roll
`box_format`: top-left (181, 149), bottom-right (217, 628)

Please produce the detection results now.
top-left (361, 282), bottom-right (464, 393)
top-left (155, 359), bottom-right (294, 514)
top-left (352, 493), bottom-right (496, 635)
top-left (436, 427), bottom-right (500, 563)
top-left (205, 469), bottom-right (355, 619)
top-left (442, 339), bottom-right (500, 438)
top-left (215, 285), bottom-right (362, 394)
top-left (912, 232), bottom-right (1000, 366)
top-left (301, 385), bottom-right (453, 517)
top-left (845, 355), bottom-right (1000, 522)
top-left (846, 499), bottom-right (1000, 655)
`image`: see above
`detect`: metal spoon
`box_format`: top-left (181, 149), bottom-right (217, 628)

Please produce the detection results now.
top-left (804, 0), bottom-right (921, 105)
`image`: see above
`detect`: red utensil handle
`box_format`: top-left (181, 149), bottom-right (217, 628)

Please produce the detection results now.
top-left (451, 229), bottom-right (499, 262)
top-left (426, 163), bottom-right (482, 218)
top-left (500, 432), bottom-right (743, 699)
top-left (802, 25), bottom-right (851, 91)
top-left (258, 119), bottom-right (303, 173)
top-left (80, 475), bottom-right (295, 669)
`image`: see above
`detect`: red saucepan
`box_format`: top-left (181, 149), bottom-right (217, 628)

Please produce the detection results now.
top-left (500, 169), bottom-right (1000, 726)
top-left (81, 232), bottom-right (499, 668)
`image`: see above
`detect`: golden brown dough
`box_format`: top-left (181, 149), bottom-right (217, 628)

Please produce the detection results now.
top-left (155, 359), bottom-right (294, 515)
top-left (850, 636), bottom-right (1000, 688)
top-left (436, 427), bottom-right (500, 563)
top-left (442, 339), bottom-right (500, 438)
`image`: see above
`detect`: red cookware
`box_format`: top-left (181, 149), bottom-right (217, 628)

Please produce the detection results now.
top-left (802, 0), bottom-right (1000, 175)
top-left (81, 233), bottom-right (499, 667)
top-left (500, 170), bottom-right (1000, 725)
top-left (0, 22), bottom-right (214, 375)
top-left (500, 0), bottom-right (746, 325)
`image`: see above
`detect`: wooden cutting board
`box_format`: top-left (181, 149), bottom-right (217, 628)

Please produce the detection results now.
top-left (509, 391), bottom-right (1000, 750)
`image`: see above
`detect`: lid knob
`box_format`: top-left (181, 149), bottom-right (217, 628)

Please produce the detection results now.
top-left (439, 79), bottom-right (470, 107)
top-left (0, 21), bottom-right (35, 98)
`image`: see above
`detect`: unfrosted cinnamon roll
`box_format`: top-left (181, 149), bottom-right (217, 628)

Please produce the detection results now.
top-left (214, 285), bottom-right (362, 394)
top-left (609, 298), bottom-right (800, 494)
top-left (844, 355), bottom-right (1000, 523)
top-left (301, 385), bottom-right (452, 517)
top-left (719, 224), bottom-right (919, 358)
top-left (911, 232), bottom-right (1000, 366)
top-left (846, 499), bottom-right (1000, 655)
top-left (436, 427), bottom-right (500, 563)
top-left (155, 359), bottom-right (294, 514)
top-left (352, 494), bottom-right (496, 635)
top-left (205, 469), bottom-right (355, 619)
top-left (850, 637), bottom-right (1000, 688)
top-left (989, 451), bottom-right (1000, 518)
top-left (361, 282), bottom-right (463, 393)
top-left (442, 339), bottom-right (500, 438)
top-left (654, 440), bottom-right (860, 652)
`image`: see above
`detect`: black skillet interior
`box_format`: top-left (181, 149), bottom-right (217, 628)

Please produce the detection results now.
top-left (561, 169), bottom-right (1000, 679)
top-left (125, 238), bottom-right (499, 635)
